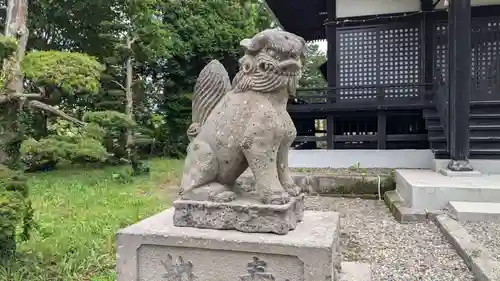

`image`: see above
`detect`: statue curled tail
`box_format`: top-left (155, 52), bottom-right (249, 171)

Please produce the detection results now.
top-left (187, 60), bottom-right (231, 140)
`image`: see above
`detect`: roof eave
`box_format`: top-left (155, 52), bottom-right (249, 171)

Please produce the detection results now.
top-left (262, 1), bottom-right (284, 29)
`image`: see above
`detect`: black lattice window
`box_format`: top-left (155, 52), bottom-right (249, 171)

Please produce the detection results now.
top-left (338, 25), bottom-right (422, 101)
top-left (434, 24), bottom-right (448, 84)
top-left (433, 18), bottom-right (500, 100)
top-left (472, 20), bottom-right (500, 97)
top-left (338, 30), bottom-right (378, 100)
top-left (379, 27), bottom-right (421, 99)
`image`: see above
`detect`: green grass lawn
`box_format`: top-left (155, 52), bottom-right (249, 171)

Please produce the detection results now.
top-left (0, 158), bottom-right (184, 281)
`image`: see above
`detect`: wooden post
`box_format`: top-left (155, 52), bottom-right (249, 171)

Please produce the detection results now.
top-left (326, 0), bottom-right (337, 93)
top-left (422, 0), bottom-right (434, 90)
top-left (377, 111), bottom-right (387, 149)
top-left (447, 0), bottom-right (473, 171)
top-left (326, 0), bottom-right (336, 149)
top-left (327, 115), bottom-right (335, 149)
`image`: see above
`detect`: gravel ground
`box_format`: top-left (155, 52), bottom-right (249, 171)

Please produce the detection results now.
top-left (462, 221), bottom-right (500, 262)
top-left (305, 196), bottom-right (474, 281)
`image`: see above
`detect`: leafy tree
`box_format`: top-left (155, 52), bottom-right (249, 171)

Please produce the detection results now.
top-left (241, 0), bottom-right (276, 31)
top-left (157, 0), bottom-right (273, 156)
top-left (98, 0), bottom-right (172, 173)
top-left (0, 0), bottom-right (105, 260)
top-left (299, 43), bottom-right (327, 89)
top-left (20, 110), bottom-right (141, 172)
top-left (25, 0), bottom-right (274, 158)
top-left (27, 0), bottom-right (119, 56)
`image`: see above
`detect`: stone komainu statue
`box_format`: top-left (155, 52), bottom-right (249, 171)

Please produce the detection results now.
top-left (179, 29), bottom-right (306, 205)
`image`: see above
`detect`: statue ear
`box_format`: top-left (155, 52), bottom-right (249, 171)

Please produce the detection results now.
top-left (240, 34), bottom-right (268, 53)
top-left (240, 38), bottom-right (254, 52)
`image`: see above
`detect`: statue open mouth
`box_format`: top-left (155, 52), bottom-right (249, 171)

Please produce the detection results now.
top-left (252, 59), bottom-right (300, 95)
top-left (258, 60), bottom-right (300, 77)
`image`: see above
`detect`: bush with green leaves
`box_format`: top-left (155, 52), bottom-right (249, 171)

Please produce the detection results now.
top-left (19, 110), bottom-right (140, 171)
top-left (83, 110), bottom-right (137, 129)
top-left (83, 110), bottom-right (137, 164)
top-left (161, 92), bottom-right (192, 158)
top-left (20, 120), bottom-right (109, 171)
top-left (0, 36), bottom-right (17, 60)
top-left (22, 50), bottom-right (104, 94)
top-left (0, 164), bottom-right (33, 262)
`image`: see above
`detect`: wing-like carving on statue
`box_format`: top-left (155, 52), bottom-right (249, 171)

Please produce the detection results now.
top-left (187, 59), bottom-right (231, 140)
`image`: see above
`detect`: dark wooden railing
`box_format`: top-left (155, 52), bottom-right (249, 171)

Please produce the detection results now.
top-left (291, 115), bottom-right (429, 150)
top-left (289, 83), bottom-right (434, 113)
top-left (289, 84), bottom-right (432, 150)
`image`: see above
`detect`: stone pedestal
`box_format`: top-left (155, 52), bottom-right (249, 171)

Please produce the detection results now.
top-left (116, 208), bottom-right (341, 281)
top-left (173, 194), bottom-right (305, 235)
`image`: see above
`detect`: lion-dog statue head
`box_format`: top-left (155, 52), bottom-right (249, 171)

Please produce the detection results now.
top-left (232, 29), bottom-right (306, 96)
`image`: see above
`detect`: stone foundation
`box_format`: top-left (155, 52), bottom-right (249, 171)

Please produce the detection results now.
top-left (173, 194), bottom-right (305, 235)
top-left (116, 208), bottom-right (341, 281)
top-left (237, 171), bottom-right (395, 196)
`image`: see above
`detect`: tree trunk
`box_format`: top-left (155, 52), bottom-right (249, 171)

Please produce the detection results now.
top-left (5, 0), bottom-right (28, 94)
top-left (0, 0), bottom-right (29, 261)
top-left (125, 36), bottom-right (135, 165)
top-left (0, 0), bottom-right (28, 168)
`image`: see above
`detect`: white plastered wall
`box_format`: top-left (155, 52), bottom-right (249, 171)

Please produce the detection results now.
top-left (335, 0), bottom-right (500, 18)
top-left (434, 0), bottom-right (500, 9)
top-left (336, 0), bottom-right (420, 18)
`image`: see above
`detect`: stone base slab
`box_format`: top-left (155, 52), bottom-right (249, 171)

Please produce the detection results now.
top-left (433, 158), bottom-right (500, 175)
top-left (433, 214), bottom-right (500, 281)
top-left (116, 208), bottom-right (341, 281)
top-left (173, 194), bottom-right (305, 235)
top-left (439, 168), bottom-right (482, 177)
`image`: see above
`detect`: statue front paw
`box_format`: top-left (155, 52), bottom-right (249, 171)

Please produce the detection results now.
top-left (179, 182), bottom-right (236, 202)
top-left (254, 179), bottom-right (291, 205)
top-left (210, 191), bottom-right (236, 202)
top-left (283, 182), bottom-right (301, 197)
top-left (261, 190), bottom-right (290, 205)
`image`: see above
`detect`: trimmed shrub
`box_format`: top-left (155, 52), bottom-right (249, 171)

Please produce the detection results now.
top-left (20, 121), bottom-right (109, 172)
top-left (0, 165), bottom-right (33, 262)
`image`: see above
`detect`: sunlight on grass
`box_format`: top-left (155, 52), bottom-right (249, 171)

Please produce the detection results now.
top-left (0, 158), bottom-right (184, 281)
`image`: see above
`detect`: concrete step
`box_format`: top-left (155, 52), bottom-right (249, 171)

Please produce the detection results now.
top-left (395, 169), bottom-right (500, 210)
top-left (339, 262), bottom-right (371, 281)
top-left (448, 201), bottom-right (500, 222)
